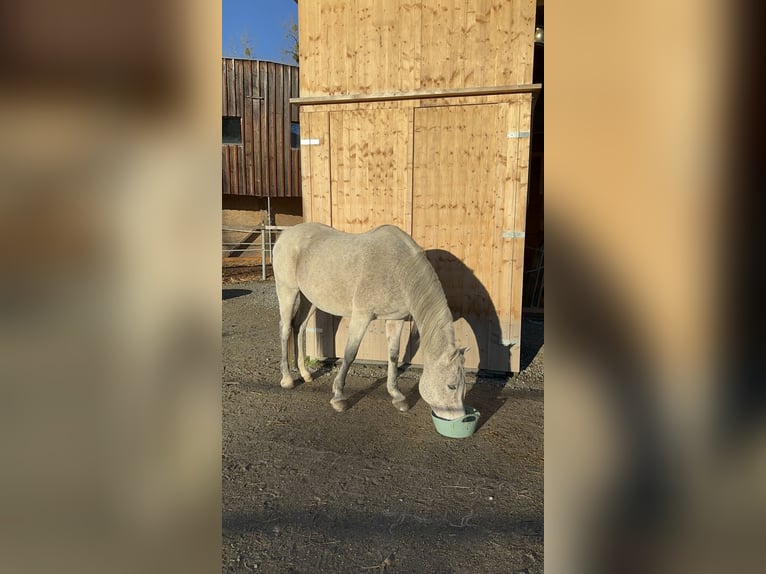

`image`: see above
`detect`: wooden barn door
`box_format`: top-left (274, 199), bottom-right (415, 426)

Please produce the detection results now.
top-left (411, 97), bottom-right (531, 372)
top-left (300, 96), bottom-right (531, 372)
top-left (299, 107), bottom-right (415, 363)
top-left (298, 110), bottom-right (335, 360)
top-left (326, 108), bottom-right (415, 364)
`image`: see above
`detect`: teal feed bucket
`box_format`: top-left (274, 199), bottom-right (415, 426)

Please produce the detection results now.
top-left (431, 406), bottom-right (481, 438)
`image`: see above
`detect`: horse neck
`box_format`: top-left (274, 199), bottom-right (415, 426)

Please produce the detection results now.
top-left (404, 263), bottom-right (456, 362)
top-left (419, 318), bottom-right (455, 363)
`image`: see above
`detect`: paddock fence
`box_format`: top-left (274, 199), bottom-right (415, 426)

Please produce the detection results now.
top-left (222, 224), bottom-right (289, 280)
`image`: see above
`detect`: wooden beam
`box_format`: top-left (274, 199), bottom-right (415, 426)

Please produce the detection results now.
top-left (291, 84), bottom-right (542, 106)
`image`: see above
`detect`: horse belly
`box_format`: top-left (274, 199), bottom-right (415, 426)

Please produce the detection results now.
top-left (294, 235), bottom-right (407, 319)
top-left (297, 272), bottom-right (407, 319)
top-left (296, 270), bottom-right (355, 317)
top-left (376, 310), bottom-right (410, 321)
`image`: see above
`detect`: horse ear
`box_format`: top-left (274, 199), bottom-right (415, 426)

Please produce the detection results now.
top-left (450, 347), bottom-right (468, 362)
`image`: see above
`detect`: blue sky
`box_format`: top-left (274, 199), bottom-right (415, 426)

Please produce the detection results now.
top-left (222, 0), bottom-right (299, 64)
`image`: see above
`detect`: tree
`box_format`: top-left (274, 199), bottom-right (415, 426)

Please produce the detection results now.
top-left (285, 0), bottom-right (299, 64)
top-left (240, 32), bottom-right (253, 58)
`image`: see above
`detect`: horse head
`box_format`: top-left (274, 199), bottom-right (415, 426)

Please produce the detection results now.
top-left (420, 347), bottom-right (467, 420)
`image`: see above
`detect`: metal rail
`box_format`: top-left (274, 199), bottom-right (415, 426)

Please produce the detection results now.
top-left (222, 224), bottom-right (290, 279)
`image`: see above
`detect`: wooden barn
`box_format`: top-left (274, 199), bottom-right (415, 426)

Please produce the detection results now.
top-left (293, 0), bottom-right (542, 373)
top-left (222, 58), bottom-right (303, 257)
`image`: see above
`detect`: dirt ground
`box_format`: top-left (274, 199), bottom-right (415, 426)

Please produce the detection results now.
top-left (222, 275), bottom-right (544, 573)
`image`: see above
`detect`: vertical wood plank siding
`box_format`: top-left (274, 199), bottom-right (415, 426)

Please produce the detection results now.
top-left (297, 0), bottom-right (537, 372)
top-left (299, 0), bottom-right (535, 96)
top-left (222, 58), bottom-right (301, 197)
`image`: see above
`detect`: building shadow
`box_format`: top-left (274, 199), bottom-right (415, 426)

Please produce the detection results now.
top-left (222, 288), bottom-right (252, 301)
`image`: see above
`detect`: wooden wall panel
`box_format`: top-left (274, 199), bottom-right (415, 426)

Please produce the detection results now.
top-left (487, 99), bottom-right (520, 371)
top-left (222, 146), bottom-right (230, 194)
top-left (224, 58), bottom-right (236, 115)
top-left (295, 1), bottom-right (537, 372)
top-left (299, 0), bottom-right (535, 96)
top-left (274, 63), bottom-right (284, 196)
top-left (299, 112), bottom-right (336, 360)
top-left (299, 111), bottom-right (331, 224)
top-left (411, 101), bottom-right (527, 372)
top-left (242, 59), bottom-right (254, 195)
top-left (328, 108), bottom-right (412, 235)
top-left (331, 316), bottom-right (412, 367)
top-left (506, 94), bottom-right (533, 371)
top-left (419, 0), bottom-right (464, 90)
top-left (267, 62), bottom-right (278, 195)
top-left (290, 66), bottom-right (301, 196)
top-left (221, 59), bottom-right (229, 115)
top-left (235, 145), bottom-right (245, 195)
top-left (222, 58), bottom-right (301, 198)
top-left (300, 96), bottom-right (532, 372)
top-left (251, 61), bottom-right (262, 193)
top-left (325, 107), bottom-right (414, 362)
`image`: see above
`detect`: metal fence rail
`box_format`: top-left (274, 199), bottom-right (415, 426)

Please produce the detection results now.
top-left (222, 224), bottom-right (289, 280)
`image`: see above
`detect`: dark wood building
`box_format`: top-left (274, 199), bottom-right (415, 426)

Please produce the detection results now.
top-left (222, 58), bottom-right (301, 198)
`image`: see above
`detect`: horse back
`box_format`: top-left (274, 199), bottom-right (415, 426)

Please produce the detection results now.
top-left (274, 223), bottom-right (418, 317)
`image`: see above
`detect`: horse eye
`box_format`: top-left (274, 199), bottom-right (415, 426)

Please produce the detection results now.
top-left (447, 385), bottom-right (457, 391)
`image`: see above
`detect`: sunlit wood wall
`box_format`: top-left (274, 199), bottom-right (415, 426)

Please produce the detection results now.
top-left (295, 0), bottom-right (538, 372)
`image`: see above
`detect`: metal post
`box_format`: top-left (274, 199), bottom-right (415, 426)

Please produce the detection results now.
top-left (265, 197), bottom-right (272, 280)
top-left (267, 227), bottom-right (273, 276)
top-left (261, 223), bottom-right (266, 280)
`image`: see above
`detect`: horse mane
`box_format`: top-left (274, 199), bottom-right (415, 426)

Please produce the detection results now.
top-left (397, 243), bottom-right (456, 357)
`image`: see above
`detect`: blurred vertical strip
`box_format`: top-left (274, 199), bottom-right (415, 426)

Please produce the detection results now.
top-left (721, 0), bottom-right (766, 448)
top-left (547, 1), bottom-right (764, 573)
top-left (0, 2), bottom-right (221, 573)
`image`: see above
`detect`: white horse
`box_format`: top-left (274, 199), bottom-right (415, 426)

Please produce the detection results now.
top-left (272, 222), bottom-right (466, 420)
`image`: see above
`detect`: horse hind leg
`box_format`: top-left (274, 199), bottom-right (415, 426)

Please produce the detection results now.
top-left (277, 286), bottom-right (301, 389)
top-left (330, 312), bottom-right (373, 412)
top-left (385, 319), bottom-right (409, 412)
top-left (296, 303), bottom-right (317, 383)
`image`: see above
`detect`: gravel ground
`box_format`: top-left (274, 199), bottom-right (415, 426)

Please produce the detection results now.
top-left (223, 278), bottom-right (543, 573)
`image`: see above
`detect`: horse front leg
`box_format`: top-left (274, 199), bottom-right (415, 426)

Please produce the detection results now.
top-left (385, 319), bottom-right (408, 411)
top-left (330, 313), bottom-right (373, 412)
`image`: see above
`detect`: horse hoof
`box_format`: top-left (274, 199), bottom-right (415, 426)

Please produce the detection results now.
top-left (280, 377), bottom-right (296, 389)
top-left (301, 374), bottom-right (313, 383)
top-left (393, 399), bottom-right (410, 412)
top-left (330, 399), bottom-right (348, 412)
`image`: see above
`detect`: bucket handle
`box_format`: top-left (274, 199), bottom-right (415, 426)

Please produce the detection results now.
top-left (462, 411), bottom-right (480, 423)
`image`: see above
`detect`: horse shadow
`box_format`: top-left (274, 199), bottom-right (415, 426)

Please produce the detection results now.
top-left (406, 249), bottom-right (541, 430)
top-left (303, 249), bottom-right (543, 429)
top-left (345, 376), bottom-right (389, 409)
top-left (284, 359), bottom-right (336, 390)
